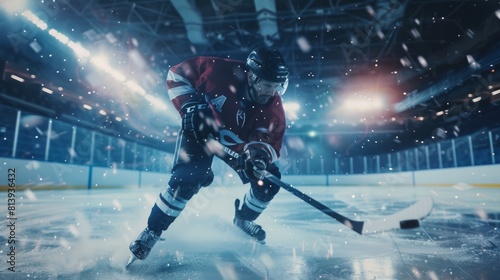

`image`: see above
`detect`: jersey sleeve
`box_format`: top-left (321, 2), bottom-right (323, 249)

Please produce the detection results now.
top-left (166, 57), bottom-right (211, 113)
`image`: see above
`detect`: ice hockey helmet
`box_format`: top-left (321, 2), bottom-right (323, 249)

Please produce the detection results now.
top-left (246, 47), bottom-right (289, 83)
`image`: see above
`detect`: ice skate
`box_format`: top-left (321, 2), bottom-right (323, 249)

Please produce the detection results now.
top-left (233, 199), bottom-right (266, 243)
top-left (128, 227), bottom-right (162, 264)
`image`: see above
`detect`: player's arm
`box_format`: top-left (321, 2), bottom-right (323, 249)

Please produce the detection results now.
top-left (166, 57), bottom-right (218, 141)
top-left (246, 98), bottom-right (286, 162)
top-left (166, 56), bottom-right (208, 111)
top-left (238, 102), bottom-right (286, 180)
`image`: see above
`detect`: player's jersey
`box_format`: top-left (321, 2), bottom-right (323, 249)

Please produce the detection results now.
top-left (166, 56), bottom-right (286, 161)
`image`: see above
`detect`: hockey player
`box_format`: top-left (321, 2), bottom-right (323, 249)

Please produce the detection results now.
top-left (129, 47), bottom-right (289, 261)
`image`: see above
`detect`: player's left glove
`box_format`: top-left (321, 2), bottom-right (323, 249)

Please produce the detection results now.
top-left (237, 144), bottom-right (272, 181)
top-left (180, 99), bottom-right (218, 142)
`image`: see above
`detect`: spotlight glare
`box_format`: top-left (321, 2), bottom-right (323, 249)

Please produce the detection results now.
top-left (67, 41), bottom-right (91, 58)
top-left (341, 95), bottom-right (385, 111)
top-left (145, 95), bottom-right (168, 110)
top-left (42, 87), bottom-right (53, 94)
top-left (2, 0), bottom-right (29, 14)
top-left (49, 29), bottom-right (69, 44)
top-left (22, 10), bottom-right (48, 30)
top-left (10, 75), bottom-right (25, 83)
top-left (283, 102), bottom-right (300, 121)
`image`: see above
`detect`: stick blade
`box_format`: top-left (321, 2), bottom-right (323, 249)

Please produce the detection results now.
top-left (125, 255), bottom-right (138, 268)
top-left (361, 196), bottom-right (433, 234)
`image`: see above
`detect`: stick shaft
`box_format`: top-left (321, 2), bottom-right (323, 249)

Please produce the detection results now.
top-left (208, 139), bottom-right (364, 234)
top-left (258, 170), bottom-right (364, 234)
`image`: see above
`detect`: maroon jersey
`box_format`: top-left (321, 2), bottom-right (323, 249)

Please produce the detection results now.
top-left (166, 56), bottom-right (286, 161)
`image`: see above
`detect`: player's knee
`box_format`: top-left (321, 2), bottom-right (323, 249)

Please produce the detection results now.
top-left (200, 170), bottom-right (214, 188)
top-left (251, 184), bottom-right (280, 202)
top-left (168, 171), bottom-right (214, 199)
top-left (251, 165), bottom-right (281, 201)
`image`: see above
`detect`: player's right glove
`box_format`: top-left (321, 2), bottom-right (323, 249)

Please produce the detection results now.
top-left (180, 100), bottom-right (218, 142)
top-left (237, 143), bottom-right (272, 181)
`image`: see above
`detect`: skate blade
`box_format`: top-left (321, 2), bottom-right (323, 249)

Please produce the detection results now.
top-left (125, 254), bottom-right (138, 268)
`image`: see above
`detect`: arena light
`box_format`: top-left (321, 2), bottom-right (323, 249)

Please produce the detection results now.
top-left (20, 8), bottom-right (170, 116)
top-left (91, 56), bottom-right (126, 82)
top-left (283, 102), bottom-right (300, 120)
top-left (41, 87), bottom-right (53, 94)
top-left (10, 75), bottom-right (25, 82)
top-left (125, 80), bottom-right (146, 95)
top-left (29, 41), bottom-right (42, 53)
top-left (48, 28), bottom-right (69, 44)
top-left (91, 55), bottom-right (109, 69)
top-left (341, 95), bottom-right (384, 111)
top-left (67, 41), bottom-right (90, 58)
top-left (22, 10), bottom-right (90, 59)
top-left (144, 94), bottom-right (168, 110)
top-left (2, 0), bottom-right (29, 14)
top-left (22, 10), bottom-right (47, 30)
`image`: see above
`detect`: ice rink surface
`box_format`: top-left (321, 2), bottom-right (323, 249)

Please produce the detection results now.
top-left (1, 183), bottom-right (499, 280)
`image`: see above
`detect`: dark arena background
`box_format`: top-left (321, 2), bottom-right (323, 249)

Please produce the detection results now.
top-left (1, 1), bottom-right (499, 279)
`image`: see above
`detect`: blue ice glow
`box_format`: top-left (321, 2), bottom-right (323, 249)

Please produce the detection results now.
top-left (1, 185), bottom-right (498, 279)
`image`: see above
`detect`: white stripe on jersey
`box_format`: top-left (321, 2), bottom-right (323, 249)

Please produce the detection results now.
top-left (167, 70), bottom-right (196, 99)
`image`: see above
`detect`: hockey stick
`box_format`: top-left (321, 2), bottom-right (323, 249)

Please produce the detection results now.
top-left (207, 139), bottom-right (433, 235)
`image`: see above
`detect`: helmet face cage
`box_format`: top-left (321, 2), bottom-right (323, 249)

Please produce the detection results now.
top-left (246, 47), bottom-right (289, 95)
top-left (276, 78), bottom-right (288, 95)
top-left (249, 71), bottom-right (289, 96)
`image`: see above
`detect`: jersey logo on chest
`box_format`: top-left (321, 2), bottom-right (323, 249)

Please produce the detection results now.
top-left (219, 129), bottom-right (244, 146)
top-left (210, 96), bottom-right (226, 112)
top-left (236, 110), bottom-right (246, 127)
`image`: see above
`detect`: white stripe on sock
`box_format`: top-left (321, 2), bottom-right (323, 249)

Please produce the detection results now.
top-left (243, 188), bottom-right (269, 213)
top-left (155, 187), bottom-right (188, 217)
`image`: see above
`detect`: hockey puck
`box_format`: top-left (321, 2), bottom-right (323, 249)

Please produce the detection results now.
top-left (399, 219), bottom-right (420, 229)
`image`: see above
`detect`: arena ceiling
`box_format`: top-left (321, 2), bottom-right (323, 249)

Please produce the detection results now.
top-left (1, 0), bottom-right (500, 156)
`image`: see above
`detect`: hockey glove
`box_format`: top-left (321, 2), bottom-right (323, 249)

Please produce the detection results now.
top-left (237, 144), bottom-right (272, 181)
top-left (181, 100), bottom-right (218, 142)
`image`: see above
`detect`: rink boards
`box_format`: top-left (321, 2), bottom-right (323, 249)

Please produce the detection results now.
top-left (1, 157), bottom-right (499, 191)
